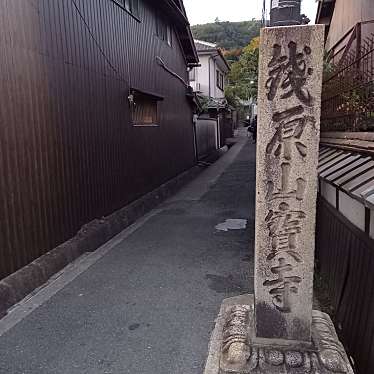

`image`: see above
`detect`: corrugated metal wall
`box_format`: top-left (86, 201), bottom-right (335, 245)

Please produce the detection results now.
top-left (0, 0), bottom-right (196, 279)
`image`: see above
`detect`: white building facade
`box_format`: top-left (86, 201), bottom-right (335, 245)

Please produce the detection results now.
top-left (189, 40), bottom-right (230, 99)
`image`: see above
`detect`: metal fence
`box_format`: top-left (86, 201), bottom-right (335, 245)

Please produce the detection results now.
top-left (321, 21), bottom-right (374, 132)
top-left (316, 197), bottom-right (374, 374)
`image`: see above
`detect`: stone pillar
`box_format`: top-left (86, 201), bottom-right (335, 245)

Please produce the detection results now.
top-left (254, 24), bottom-right (323, 344)
top-left (204, 24), bottom-right (355, 374)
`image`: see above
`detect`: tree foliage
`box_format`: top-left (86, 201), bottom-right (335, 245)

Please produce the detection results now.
top-left (225, 37), bottom-right (260, 103)
top-left (191, 20), bottom-right (261, 51)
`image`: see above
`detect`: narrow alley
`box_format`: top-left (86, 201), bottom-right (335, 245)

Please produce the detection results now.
top-left (0, 135), bottom-right (256, 374)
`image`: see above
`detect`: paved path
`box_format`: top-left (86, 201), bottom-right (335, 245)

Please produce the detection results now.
top-left (0, 135), bottom-right (256, 374)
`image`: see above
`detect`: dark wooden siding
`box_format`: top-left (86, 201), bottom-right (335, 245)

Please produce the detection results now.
top-left (0, 0), bottom-right (196, 279)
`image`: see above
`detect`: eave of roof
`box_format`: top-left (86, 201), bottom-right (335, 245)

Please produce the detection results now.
top-left (318, 139), bottom-right (374, 209)
top-left (195, 45), bottom-right (230, 71)
top-left (315, 0), bottom-right (336, 25)
top-left (315, 0), bottom-right (323, 24)
top-left (159, 0), bottom-right (199, 64)
top-left (194, 39), bottom-right (218, 51)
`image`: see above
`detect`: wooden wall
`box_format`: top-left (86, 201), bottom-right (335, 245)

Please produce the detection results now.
top-left (0, 0), bottom-right (196, 279)
top-left (326, 0), bottom-right (374, 50)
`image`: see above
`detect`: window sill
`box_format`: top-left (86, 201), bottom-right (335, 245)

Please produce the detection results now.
top-left (111, 0), bottom-right (141, 23)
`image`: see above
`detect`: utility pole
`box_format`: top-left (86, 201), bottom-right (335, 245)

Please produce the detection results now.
top-left (270, 0), bottom-right (302, 26)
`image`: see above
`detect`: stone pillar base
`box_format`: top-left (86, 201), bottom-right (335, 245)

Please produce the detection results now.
top-left (204, 295), bottom-right (354, 374)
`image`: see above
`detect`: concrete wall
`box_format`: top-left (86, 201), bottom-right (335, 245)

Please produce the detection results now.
top-left (339, 191), bottom-right (366, 232)
top-left (190, 55), bottom-right (226, 99)
top-left (190, 55), bottom-right (209, 96)
top-left (326, 0), bottom-right (374, 50)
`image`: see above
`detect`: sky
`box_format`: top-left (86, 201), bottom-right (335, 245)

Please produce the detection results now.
top-left (184, 0), bottom-right (319, 25)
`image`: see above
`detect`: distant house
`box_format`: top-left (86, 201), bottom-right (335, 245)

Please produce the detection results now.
top-left (0, 0), bottom-right (198, 281)
top-left (189, 40), bottom-right (230, 100)
top-left (188, 40), bottom-right (234, 157)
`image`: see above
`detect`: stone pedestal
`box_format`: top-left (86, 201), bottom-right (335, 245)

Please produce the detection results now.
top-left (204, 295), bottom-right (354, 374)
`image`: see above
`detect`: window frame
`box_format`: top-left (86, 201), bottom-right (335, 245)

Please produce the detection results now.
top-left (112, 0), bottom-right (140, 21)
top-left (166, 24), bottom-right (172, 47)
top-left (216, 70), bottom-right (224, 91)
top-left (130, 89), bottom-right (164, 128)
top-left (156, 12), bottom-right (173, 47)
top-left (189, 67), bottom-right (196, 82)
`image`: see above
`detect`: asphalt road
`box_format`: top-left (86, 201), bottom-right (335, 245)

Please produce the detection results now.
top-left (0, 135), bottom-right (256, 374)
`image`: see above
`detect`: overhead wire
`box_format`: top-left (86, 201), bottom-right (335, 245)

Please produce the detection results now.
top-left (71, 0), bottom-right (131, 87)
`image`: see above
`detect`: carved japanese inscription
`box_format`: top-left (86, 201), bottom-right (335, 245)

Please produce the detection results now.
top-left (266, 42), bottom-right (314, 106)
top-left (264, 39), bottom-right (316, 316)
top-left (255, 25), bottom-right (324, 343)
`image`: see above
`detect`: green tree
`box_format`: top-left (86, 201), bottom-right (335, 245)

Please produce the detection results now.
top-left (191, 20), bottom-right (261, 51)
top-left (225, 37), bottom-right (259, 102)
